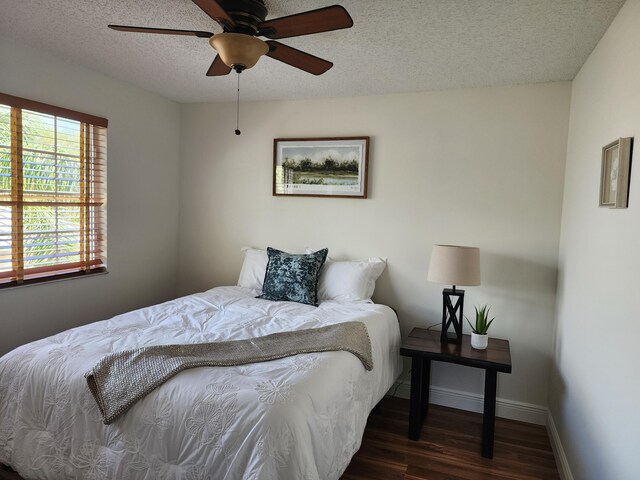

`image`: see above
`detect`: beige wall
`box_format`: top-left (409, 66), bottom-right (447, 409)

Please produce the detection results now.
top-left (178, 82), bottom-right (571, 412)
top-left (0, 38), bottom-right (181, 355)
top-left (551, 1), bottom-right (640, 479)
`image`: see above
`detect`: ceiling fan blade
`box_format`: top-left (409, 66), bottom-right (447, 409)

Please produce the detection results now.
top-left (108, 25), bottom-right (213, 38)
top-left (259, 5), bottom-right (353, 40)
top-left (265, 41), bottom-right (333, 75)
top-left (192, 0), bottom-right (237, 30)
top-left (206, 55), bottom-right (232, 76)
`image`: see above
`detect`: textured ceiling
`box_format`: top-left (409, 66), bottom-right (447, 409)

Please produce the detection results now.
top-left (0, 0), bottom-right (626, 103)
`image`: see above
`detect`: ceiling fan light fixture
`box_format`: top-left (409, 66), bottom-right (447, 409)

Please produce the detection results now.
top-left (209, 32), bottom-right (268, 70)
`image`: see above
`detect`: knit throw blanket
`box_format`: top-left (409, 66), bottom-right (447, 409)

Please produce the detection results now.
top-left (86, 321), bottom-right (373, 424)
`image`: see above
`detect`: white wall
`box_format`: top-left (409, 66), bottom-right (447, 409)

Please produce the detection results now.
top-left (0, 38), bottom-right (181, 355)
top-left (179, 82), bottom-right (571, 413)
top-left (551, 1), bottom-right (640, 479)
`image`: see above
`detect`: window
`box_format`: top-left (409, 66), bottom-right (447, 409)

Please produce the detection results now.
top-left (0, 93), bottom-right (107, 287)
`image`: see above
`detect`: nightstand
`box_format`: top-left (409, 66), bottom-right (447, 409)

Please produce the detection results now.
top-left (400, 327), bottom-right (512, 458)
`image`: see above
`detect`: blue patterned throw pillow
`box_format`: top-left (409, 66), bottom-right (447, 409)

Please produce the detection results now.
top-left (258, 247), bottom-right (329, 306)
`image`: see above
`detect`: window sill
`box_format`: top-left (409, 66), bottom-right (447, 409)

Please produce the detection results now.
top-left (0, 268), bottom-right (109, 291)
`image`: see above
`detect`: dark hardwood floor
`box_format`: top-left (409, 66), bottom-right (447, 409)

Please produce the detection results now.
top-left (0, 465), bottom-right (20, 480)
top-left (341, 396), bottom-right (560, 480)
top-left (2, 397), bottom-right (559, 480)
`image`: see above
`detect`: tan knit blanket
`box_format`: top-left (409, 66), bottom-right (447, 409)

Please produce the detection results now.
top-left (85, 321), bottom-right (372, 424)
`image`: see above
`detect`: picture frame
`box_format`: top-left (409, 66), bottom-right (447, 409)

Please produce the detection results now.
top-left (599, 137), bottom-right (633, 209)
top-left (273, 137), bottom-right (369, 198)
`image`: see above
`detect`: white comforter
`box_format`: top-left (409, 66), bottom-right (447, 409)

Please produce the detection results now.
top-left (0, 286), bottom-right (401, 480)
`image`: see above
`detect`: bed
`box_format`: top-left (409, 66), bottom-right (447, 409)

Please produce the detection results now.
top-left (0, 285), bottom-right (401, 479)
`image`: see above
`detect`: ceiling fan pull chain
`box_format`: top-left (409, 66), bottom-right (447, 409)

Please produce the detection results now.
top-left (235, 72), bottom-right (241, 135)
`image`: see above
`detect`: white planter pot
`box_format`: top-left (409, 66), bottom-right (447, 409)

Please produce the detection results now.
top-left (471, 332), bottom-right (489, 350)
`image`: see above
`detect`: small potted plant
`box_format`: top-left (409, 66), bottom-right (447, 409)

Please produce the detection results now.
top-left (466, 305), bottom-right (495, 350)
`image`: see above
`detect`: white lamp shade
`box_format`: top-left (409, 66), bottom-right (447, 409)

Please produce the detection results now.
top-left (427, 244), bottom-right (481, 286)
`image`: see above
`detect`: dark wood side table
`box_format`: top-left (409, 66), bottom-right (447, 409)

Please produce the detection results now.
top-left (400, 327), bottom-right (512, 458)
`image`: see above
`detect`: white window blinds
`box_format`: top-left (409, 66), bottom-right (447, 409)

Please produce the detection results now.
top-left (0, 93), bottom-right (107, 287)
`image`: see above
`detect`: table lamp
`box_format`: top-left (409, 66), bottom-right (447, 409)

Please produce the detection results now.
top-left (427, 244), bottom-right (481, 344)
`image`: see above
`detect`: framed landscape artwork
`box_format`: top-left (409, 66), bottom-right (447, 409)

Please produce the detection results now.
top-left (273, 137), bottom-right (370, 198)
top-left (599, 137), bottom-right (633, 209)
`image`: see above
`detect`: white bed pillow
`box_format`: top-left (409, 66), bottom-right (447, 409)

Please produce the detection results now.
top-left (237, 247), bottom-right (268, 291)
top-left (306, 249), bottom-right (387, 303)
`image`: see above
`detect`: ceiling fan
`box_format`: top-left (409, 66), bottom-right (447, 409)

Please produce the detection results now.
top-left (108, 0), bottom-right (354, 76)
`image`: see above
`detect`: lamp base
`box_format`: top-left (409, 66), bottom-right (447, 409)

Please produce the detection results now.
top-left (441, 331), bottom-right (461, 344)
top-left (440, 287), bottom-right (465, 344)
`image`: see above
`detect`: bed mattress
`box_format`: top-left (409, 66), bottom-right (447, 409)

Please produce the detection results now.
top-left (0, 286), bottom-right (402, 479)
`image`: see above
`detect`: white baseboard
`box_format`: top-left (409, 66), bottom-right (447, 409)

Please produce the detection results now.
top-left (546, 412), bottom-right (575, 480)
top-left (390, 380), bottom-right (548, 425)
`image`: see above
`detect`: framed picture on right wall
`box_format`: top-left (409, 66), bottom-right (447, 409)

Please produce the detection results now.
top-left (599, 137), bottom-right (633, 208)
